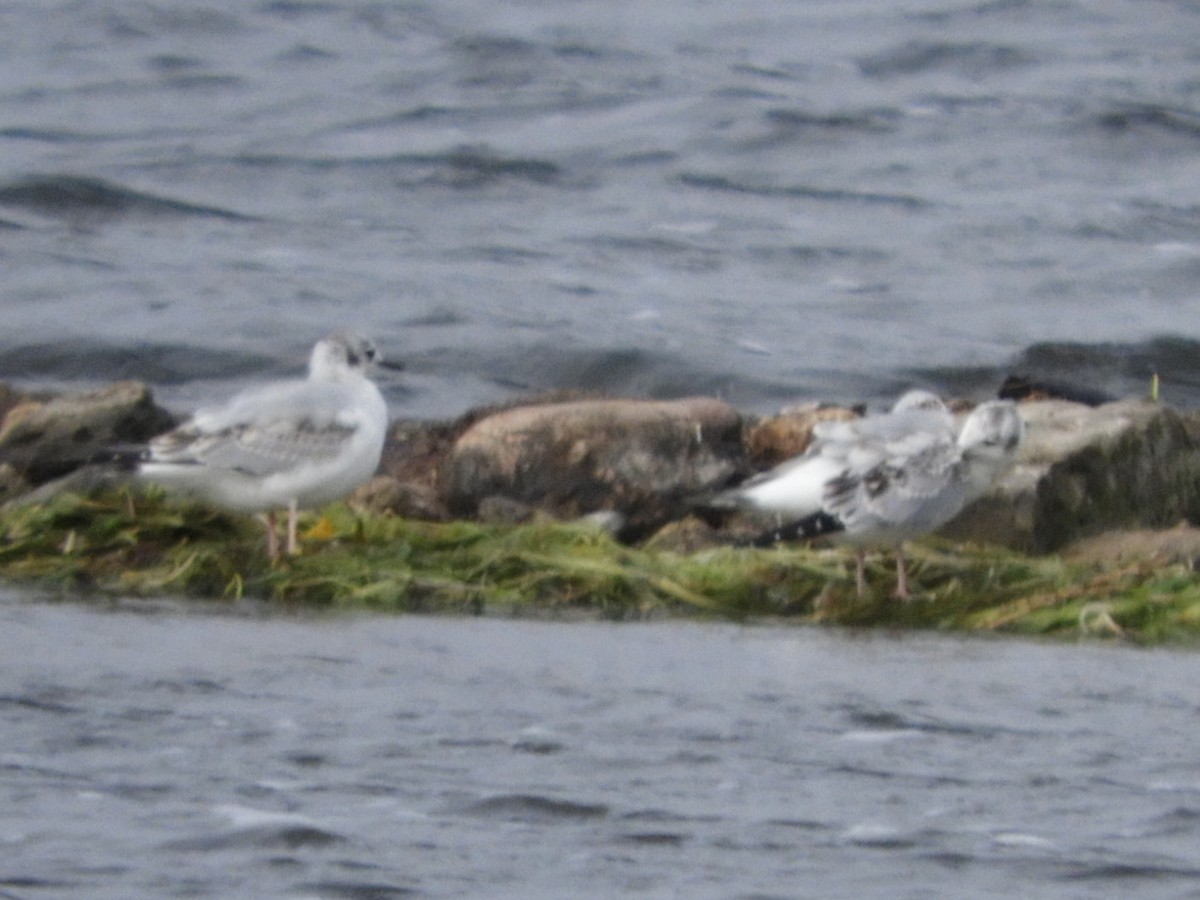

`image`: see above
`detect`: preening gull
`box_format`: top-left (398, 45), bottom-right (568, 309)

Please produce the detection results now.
top-left (713, 392), bottom-right (1024, 598)
top-left (135, 331), bottom-right (398, 559)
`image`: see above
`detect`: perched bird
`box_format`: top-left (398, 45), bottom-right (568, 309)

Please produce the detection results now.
top-left (135, 331), bottom-right (399, 559)
top-left (713, 393), bottom-right (1024, 599)
top-left (718, 390), bottom-right (957, 526)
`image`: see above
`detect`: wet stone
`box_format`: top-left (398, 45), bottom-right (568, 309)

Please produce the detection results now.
top-left (942, 399), bottom-right (1200, 553)
top-left (0, 381), bottom-right (175, 485)
top-left (441, 396), bottom-right (745, 540)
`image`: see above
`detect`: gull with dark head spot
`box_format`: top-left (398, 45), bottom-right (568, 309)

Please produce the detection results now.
top-left (135, 331), bottom-right (401, 559)
top-left (713, 392), bottom-right (1024, 599)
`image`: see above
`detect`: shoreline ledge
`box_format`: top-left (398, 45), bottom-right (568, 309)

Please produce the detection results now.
top-left (3, 381), bottom-right (1200, 643)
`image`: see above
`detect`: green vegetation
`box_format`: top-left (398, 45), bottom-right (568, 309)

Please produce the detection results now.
top-left (1, 488), bottom-right (1197, 644)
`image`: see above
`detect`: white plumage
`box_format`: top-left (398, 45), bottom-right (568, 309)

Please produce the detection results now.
top-left (137, 331), bottom-right (393, 559)
top-left (714, 391), bottom-right (1024, 598)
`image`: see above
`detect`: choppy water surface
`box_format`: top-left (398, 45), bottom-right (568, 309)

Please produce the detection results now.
top-left (5, 6), bottom-right (1200, 896)
top-left (3, 0), bottom-right (1200, 416)
top-left (2, 596), bottom-right (1199, 899)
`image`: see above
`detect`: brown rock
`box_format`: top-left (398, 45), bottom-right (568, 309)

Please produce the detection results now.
top-left (477, 495), bottom-right (539, 525)
top-left (745, 404), bottom-right (858, 467)
top-left (442, 396), bottom-right (744, 538)
top-left (379, 419), bottom-right (461, 495)
top-left (0, 380), bottom-right (176, 485)
top-left (348, 474), bottom-right (449, 520)
top-left (0, 462), bottom-right (29, 504)
top-left (0, 383), bottom-right (31, 426)
top-left (373, 395), bottom-right (602, 518)
top-left (641, 515), bottom-right (727, 554)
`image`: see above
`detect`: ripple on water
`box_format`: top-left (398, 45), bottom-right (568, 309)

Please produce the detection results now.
top-left (454, 793), bottom-right (610, 824)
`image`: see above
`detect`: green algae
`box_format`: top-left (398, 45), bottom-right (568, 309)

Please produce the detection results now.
top-left (1, 488), bottom-right (1198, 644)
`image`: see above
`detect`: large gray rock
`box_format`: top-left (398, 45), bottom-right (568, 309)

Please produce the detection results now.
top-left (442, 396), bottom-right (744, 538)
top-left (942, 399), bottom-right (1200, 553)
top-left (0, 380), bottom-right (175, 485)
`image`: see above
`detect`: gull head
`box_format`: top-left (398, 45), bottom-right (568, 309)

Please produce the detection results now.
top-left (957, 400), bottom-right (1025, 496)
top-left (890, 389), bottom-right (948, 415)
top-left (308, 331), bottom-right (402, 382)
top-left (958, 400), bottom-right (1024, 456)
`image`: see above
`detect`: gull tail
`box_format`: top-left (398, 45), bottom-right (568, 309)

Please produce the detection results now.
top-left (93, 444), bottom-right (149, 473)
top-left (745, 511), bottom-right (844, 548)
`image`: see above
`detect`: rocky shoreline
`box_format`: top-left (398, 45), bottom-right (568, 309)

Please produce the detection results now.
top-left (3, 377), bottom-right (1200, 641)
top-left (4, 378), bottom-right (1200, 558)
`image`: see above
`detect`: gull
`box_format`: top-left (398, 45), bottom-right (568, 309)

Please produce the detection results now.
top-left (718, 390), bottom-right (957, 527)
top-left (713, 393), bottom-right (1024, 598)
top-left (135, 331), bottom-right (399, 560)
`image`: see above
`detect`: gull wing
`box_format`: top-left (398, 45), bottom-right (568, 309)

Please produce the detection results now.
top-left (822, 428), bottom-right (967, 538)
top-left (147, 380), bottom-right (362, 478)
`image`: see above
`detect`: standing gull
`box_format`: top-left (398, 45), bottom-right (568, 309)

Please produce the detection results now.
top-left (135, 331), bottom-right (398, 559)
top-left (713, 393), bottom-right (1024, 598)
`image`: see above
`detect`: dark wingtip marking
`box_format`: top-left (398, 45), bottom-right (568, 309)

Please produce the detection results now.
top-left (748, 511), bottom-right (844, 547)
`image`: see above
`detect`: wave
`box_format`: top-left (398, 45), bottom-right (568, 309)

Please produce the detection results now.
top-left (910, 336), bottom-right (1200, 408)
top-left (0, 175), bottom-right (256, 223)
top-left (676, 173), bottom-right (930, 210)
top-left (3, 335), bottom-right (1196, 421)
top-left (1092, 102), bottom-right (1200, 140)
top-left (444, 343), bottom-right (810, 409)
top-left (229, 145), bottom-right (564, 187)
top-left (457, 793), bottom-right (609, 823)
top-left (857, 40), bottom-right (1034, 79)
top-left (0, 340), bottom-right (277, 385)
top-left (762, 107), bottom-right (901, 136)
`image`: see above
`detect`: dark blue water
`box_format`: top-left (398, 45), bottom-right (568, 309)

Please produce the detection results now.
top-left (3, 0), bottom-right (1200, 418)
top-left (3, 596), bottom-right (1200, 899)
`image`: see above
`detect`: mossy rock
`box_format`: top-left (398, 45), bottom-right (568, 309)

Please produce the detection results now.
top-left (3, 488), bottom-right (1200, 644)
top-left (944, 399), bottom-right (1200, 553)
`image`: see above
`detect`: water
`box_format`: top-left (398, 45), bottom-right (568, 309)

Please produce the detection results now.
top-left (2, 595), bottom-right (1200, 898)
top-left (5, 5), bottom-right (1200, 896)
top-left (3, 0), bottom-right (1200, 419)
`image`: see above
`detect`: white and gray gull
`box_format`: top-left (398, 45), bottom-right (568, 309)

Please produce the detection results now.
top-left (135, 331), bottom-right (400, 559)
top-left (712, 391), bottom-right (1024, 598)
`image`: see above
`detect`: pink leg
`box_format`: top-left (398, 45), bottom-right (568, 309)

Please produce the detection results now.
top-left (286, 499), bottom-right (300, 556)
top-left (854, 547), bottom-right (867, 597)
top-left (892, 544), bottom-right (910, 600)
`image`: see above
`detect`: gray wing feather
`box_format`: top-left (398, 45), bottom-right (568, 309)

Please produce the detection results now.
top-left (149, 417), bottom-right (357, 479)
top-left (823, 431), bottom-right (965, 535)
top-left (147, 377), bottom-right (366, 478)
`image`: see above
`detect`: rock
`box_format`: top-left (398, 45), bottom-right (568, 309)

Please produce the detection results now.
top-left (477, 495), bottom-right (539, 525)
top-left (1063, 524), bottom-right (1200, 568)
top-left (942, 399), bottom-right (1200, 553)
top-left (0, 380), bottom-right (176, 485)
top-left (998, 374), bottom-right (1115, 406)
top-left (0, 463), bottom-right (29, 504)
top-left (744, 403), bottom-right (858, 467)
top-left (375, 393), bottom-right (623, 522)
top-left (442, 396), bottom-right (745, 539)
top-left (6, 373), bottom-right (1198, 566)
top-left (1, 463), bottom-right (126, 509)
top-left (378, 419), bottom-right (460, 498)
top-left (578, 509), bottom-right (627, 536)
top-left (641, 515), bottom-right (726, 554)
top-left (0, 383), bottom-right (30, 425)
top-left (347, 474), bottom-right (448, 520)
